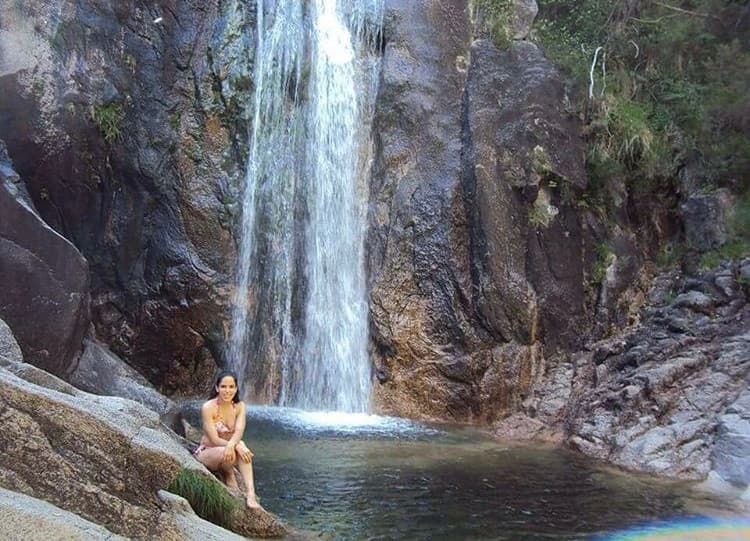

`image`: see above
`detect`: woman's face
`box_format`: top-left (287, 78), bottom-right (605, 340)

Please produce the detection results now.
top-left (216, 376), bottom-right (238, 402)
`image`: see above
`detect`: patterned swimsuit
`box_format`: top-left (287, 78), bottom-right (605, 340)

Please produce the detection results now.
top-left (193, 399), bottom-right (237, 456)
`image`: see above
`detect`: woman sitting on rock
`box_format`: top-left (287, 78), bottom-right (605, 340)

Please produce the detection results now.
top-left (194, 370), bottom-right (261, 509)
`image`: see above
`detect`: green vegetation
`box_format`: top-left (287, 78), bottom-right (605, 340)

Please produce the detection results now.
top-left (657, 241), bottom-right (685, 268)
top-left (167, 468), bottom-right (237, 528)
top-left (533, 0), bottom-right (750, 207)
top-left (473, 0), bottom-right (513, 48)
top-left (591, 242), bottom-right (615, 283)
top-left (90, 102), bottom-right (124, 143)
top-left (528, 201), bottom-right (558, 227)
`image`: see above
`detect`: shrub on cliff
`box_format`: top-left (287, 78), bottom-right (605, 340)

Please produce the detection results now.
top-left (534, 0), bottom-right (749, 209)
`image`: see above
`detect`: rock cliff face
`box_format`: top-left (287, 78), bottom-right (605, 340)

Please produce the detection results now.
top-left (0, 0), bottom-right (254, 393)
top-left (368, 0), bottom-right (597, 422)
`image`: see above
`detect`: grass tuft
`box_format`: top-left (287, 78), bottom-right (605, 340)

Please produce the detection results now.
top-left (90, 102), bottom-right (124, 143)
top-left (167, 468), bottom-right (238, 528)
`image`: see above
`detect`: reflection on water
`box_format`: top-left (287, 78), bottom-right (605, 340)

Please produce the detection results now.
top-left (598, 517), bottom-right (750, 540)
top-left (185, 405), bottom-right (742, 540)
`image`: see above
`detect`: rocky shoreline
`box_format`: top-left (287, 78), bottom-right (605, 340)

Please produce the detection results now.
top-left (0, 318), bottom-right (288, 540)
top-left (495, 262), bottom-right (750, 501)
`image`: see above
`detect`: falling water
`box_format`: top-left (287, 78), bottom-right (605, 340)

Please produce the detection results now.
top-left (227, 0), bottom-right (383, 413)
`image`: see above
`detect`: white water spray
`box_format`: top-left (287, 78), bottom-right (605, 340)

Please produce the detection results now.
top-left (227, 0), bottom-right (383, 413)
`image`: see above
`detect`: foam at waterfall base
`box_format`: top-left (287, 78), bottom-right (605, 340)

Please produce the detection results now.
top-left (246, 405), bottom-right (442, 439)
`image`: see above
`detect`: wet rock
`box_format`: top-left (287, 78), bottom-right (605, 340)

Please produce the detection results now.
top-left (369, 0), bottom-right (476, 420)
top-left (464, 38), bottom-right (589, 351)
top-left (493, 412), bottom-right (562, 442)
top-left (0, 145), bottom-right (89, 376)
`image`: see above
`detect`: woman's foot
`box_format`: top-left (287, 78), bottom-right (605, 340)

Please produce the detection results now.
top-left (246, 493), bottom-right (262, 509)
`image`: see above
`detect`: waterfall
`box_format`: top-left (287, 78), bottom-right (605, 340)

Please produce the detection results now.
top-left (227, 0), bottom-right (383, 413)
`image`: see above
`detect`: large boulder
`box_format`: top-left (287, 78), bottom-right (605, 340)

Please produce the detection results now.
top-left (0, 487), bottom-right (127, 541)
top-left (0, 318), bottom-right (287, 539)
top-left (0, 143), bottom-right (90, 376)
top-left (69, 338), bottom-right (173, 414)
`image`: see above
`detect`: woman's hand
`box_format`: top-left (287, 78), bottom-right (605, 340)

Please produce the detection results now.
top-left (222, 442), bottom-right (236, 463)
top-left (236, 442), bottom-right (254, 463)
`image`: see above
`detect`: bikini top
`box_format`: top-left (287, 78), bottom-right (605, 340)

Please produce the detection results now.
top-left (212, 399), bottom-right (238, 440)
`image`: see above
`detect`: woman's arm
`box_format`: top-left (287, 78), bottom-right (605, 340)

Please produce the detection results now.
top-left (226, 402), bottom-right (247, 447)
top-left (200, 402), bottom-right (229, 447)
top-left (231, 402), bottom-right (253, 463)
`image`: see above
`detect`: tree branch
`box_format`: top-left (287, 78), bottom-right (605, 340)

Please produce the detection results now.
top-left (648, 0), bottom-right (719, 20)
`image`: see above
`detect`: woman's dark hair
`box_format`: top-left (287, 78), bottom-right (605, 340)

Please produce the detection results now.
top-left (209, 370), bottom-right (241, 403)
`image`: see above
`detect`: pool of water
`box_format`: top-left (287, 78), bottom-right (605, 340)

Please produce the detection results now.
top-left (186, 405), bottom-right (742, 540)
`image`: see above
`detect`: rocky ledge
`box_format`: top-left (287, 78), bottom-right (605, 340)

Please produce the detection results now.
top-left (0, 317), bottom-right (287, 540)
top-left (497, 260), bottom-right (750, 501)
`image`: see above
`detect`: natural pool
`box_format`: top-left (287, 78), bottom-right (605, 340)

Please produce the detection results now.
top-left (188, 405), bottom-right (742, 540)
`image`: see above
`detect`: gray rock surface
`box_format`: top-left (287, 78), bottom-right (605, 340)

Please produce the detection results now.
top-left (0, 487), bottom-right (126, 541)
top-left (0, 318), bottom-right (22, 364)
top-left (680, 189), bottom-right (733, 251)
top-left (69, 339), bottom-right (173, 414)
top-left (509, 265), bottom-right (750, 486)
top-left (712, 389), bottom-right (750, 487)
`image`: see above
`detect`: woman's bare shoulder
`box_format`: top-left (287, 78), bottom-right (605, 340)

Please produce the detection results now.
top-left (200, 399), bottom-right (217, 413)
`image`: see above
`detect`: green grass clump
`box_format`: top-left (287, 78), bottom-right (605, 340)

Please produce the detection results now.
top-left (90, 102), bottom-right (124, 142)
top-left (167, 468), bottom-right (237, 528)
top-left (591, 242), bottom-right (615, 283)
top-left (473, 0), bottom-right (513, 48)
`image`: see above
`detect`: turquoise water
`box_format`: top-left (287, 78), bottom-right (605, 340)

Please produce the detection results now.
top-left (189, 406), bottom-right (744, 540)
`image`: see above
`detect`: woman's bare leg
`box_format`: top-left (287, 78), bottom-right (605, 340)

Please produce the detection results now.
top-left (236, 459), bottom-right (260, 509)
top-left (195, 446), bottom-right (238, 488)
top-left (219, 462), bottom-right (239, 488)
top-left (195, 446), bottom-right (228, 470)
